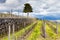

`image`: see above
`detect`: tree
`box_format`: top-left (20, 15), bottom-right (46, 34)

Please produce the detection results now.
top-left (23, 3), bottom-right (33, 17)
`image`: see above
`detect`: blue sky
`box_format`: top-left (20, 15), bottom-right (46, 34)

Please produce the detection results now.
top-left (0, 0), bottom-right (60, 20)
top-left (0, 0), bottom-right (6, 3)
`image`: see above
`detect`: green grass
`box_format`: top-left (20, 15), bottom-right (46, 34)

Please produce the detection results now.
top-left (46, 23), bottom-right (57, 39)
top-left (1, 22), bottom-right (36, 40)
top-left (47, 21), bottom-right (60, 37)
top-left (27, 20), bottom-right (60, 40)
top-left (45, 21), bottom-right (60, 40)
top-left (27, 20), bottom-right (42, 40)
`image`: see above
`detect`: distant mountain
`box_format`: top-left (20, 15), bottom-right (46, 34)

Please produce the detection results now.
top-left (34, 15), bottom-right (60, 20)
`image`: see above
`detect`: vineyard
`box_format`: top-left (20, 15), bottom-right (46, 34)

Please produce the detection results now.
top-left (0, 0), bottom-right (60, 40)
top-left (0, 19), bottom-right (60, 40)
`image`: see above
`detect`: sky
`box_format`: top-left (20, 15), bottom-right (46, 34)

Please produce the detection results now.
top-left (0, 0), bottom-right (60, 20)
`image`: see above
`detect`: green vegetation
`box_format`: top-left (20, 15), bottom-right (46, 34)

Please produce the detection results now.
top-left (1, 22), bottom-right (36, 40)
top-left (1, 20), bottom-right (60, 40)
top-left (27, 20), bottom-right (42, 40)
top-left (26, 20), bottom-right (60, 40)
top-left (23, 3), bottom-right (33, 17)
top-left (46, 23), bottom-right (57, 39)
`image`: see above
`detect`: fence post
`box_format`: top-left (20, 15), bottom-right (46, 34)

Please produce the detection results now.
top-left (12, 23), bottom-right (15, 40)
top-left (42, 20), bottom-right (46, 38)
top-left (56, 22), bottom-right (58, 34)
top-left (8, 23), bottom-right (11, 40)
top-left (24, 22), bottom-right (25, 27)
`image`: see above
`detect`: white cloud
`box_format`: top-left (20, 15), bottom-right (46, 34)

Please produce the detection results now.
top-left (0, 0), bottom-right (60, 16)
top-left (0, 5), bottom-right (6, 10)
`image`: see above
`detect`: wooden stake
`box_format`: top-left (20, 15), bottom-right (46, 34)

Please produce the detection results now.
top-left (12, 24), bottom-right (15, 40)
top-left (8, 23), bottom-right (11, 40)
top-left (56, 22), bottom-right (58, 34)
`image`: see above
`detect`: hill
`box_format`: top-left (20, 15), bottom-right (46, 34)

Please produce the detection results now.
top-left (0, 13), bottom-right (21, 18)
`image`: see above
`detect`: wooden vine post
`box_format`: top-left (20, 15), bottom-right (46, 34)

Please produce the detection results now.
top-left (43, 20), bottom-right (46, 38)
top-left (56, 22), bottom-right (58, 34)
top-left (12, 23), bottom-right (15, 40)
top-left (8, 23), bottom-right (11, 40)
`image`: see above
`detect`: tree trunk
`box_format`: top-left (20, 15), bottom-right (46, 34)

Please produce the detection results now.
top-left (27, 13), bottom-right (29, 24)
top-left (27, 13), bottom-right (29, 18)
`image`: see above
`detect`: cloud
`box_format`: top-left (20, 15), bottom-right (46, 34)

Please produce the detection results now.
top-left (0, 0), bottom-right (60, 17)
top-left (0, 0), bottom-right (20, 9)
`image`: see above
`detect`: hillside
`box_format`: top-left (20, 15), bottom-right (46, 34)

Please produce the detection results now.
top-left (0, 13), bottom-right (22, 18)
